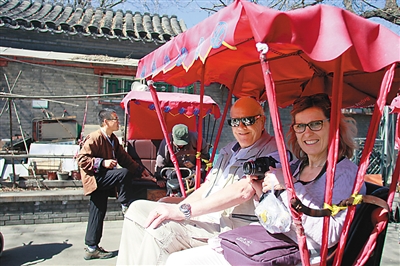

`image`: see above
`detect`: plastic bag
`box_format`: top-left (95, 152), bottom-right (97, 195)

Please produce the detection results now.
top-left (255, 180), bottom-right (291, 234)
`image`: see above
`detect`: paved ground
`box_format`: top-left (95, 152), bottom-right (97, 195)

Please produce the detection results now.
top-left (1, 220), bottom-right (120, 266)
top-left (0, 219), bottom-right (399, 266)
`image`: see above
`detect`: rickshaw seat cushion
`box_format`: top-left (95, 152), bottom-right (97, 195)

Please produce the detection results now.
top-left (127, 139), bottom-right (162, 178)
top-left (364, 174), bottom-right (383, 186)
top-left (328, 182), bottom-right (389, 266)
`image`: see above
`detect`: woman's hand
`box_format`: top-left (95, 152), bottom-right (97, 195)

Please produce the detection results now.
top-left (247, 175), bottom-right (263, 199)
top-left (262, 167), bottom-right (286, 193)
top-left (145, 204), bottom-right (185, 229)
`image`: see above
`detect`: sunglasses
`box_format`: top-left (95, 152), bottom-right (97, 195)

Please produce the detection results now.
top-left (292, 119), bottom-right (329, 133)
top-left (227, 115), bottom-right (262, 127)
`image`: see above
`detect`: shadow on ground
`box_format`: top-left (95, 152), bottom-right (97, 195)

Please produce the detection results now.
top-left (0, 241), bottom-right (72, 266)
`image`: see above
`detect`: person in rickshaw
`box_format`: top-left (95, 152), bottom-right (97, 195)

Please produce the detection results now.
top-left (155, 123), bottom-right (210, 196)
top-left (116, 96), bottom-right (284, 265)
top-left (165, 93), bottom-right (367, 265)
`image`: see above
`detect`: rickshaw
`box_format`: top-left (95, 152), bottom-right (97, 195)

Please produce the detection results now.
top-left (121, 89), bottom-right (221, 197)
top-left (133, 0), bottom-right (400, 265)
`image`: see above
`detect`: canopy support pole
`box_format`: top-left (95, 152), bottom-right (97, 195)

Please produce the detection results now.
top-left (333, 63), bottom-right (396, 265)
top-left (209, 86), bottom-right (233, 166)
top-left (320, 57), bottom-right (344, 266)
top-left (195, 66), bottom-right (206, 189)
top-left (258, 44), bottom-right (310, 266)
top-left (148, 82), bottom-right (187, 197)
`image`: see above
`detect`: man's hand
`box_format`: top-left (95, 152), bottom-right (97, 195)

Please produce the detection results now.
top-left (156, 180), bottom-right (166, 188)
top-left (102, 159), bottom-right (118, 169)
top-left (141, 169), bottom-right (156, 182)
top-left (145, 204), bottom-right (185, 229)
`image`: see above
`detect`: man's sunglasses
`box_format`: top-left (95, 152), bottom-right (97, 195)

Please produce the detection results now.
top-left (227, 115), bottom-right (262, 127)
top-left (292, 119), bottom-right (329, 133)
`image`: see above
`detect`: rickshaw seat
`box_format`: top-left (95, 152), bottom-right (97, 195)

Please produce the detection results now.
top-left (328, 182), bottom-right (389, 265)
top-left (126, 139), bottom-right (167, 201)
top-left (127, 139), bottom-right (162, 185)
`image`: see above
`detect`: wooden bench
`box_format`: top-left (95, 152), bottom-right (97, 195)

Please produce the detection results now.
top-left (126, 139), bottom-right (167, 201)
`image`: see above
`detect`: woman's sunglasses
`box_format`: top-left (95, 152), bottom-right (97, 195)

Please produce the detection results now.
top-left (227, 115), bottom-right (262, 127)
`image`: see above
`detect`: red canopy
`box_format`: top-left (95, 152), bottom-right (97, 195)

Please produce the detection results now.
top-left (121, 90), bottom-right (221, 139)
top-left (137, 0), bottom-right (400, 108)
top-left (136, 1), bottom-right (399, 265)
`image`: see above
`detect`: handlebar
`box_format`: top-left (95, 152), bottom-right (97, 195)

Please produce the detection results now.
top-left (160, 167), bottom-right (193, 180)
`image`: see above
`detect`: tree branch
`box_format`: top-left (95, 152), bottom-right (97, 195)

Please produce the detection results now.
top-left (359, 0), bottom-right (400, 25)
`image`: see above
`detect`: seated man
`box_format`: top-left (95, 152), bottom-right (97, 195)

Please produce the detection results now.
top-left (117, 97), bottom-right (284, 265)
top-left (155, 123), bottom-right (210, 196)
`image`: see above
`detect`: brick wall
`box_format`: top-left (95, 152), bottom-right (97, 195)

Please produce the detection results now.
top-left (0, 196), bottom-right (123, 226)
top-left (0, 179), bottom-right (165, 226)
top-left (0, 60), bottom-right (129, 141)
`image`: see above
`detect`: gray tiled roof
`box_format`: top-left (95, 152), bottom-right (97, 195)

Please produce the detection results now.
top-left (0, 0), bottom-right (187, 43)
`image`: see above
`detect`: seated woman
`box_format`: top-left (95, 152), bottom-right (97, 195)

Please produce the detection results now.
top-left (166, 93), bottom-right (366, 265)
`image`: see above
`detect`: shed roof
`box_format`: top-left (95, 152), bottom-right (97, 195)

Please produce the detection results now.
top-left (0, 0), bottom-right (187, 43)
top-left (0, 46), bottom-right (139, 66)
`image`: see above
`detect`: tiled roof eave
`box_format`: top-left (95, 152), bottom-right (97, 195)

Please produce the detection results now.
top-left (0, 21), bottom-right (168, 44)
top-left (0, 0), bottom-right (185, 43)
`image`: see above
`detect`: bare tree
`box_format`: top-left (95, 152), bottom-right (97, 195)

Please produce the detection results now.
top-left (59, 0), bottom-right (196, 12)
top-left (57, 0), bottom-right (399, 26)
top-left (59, 0), bottom-right (126, 9)
top-left (199, 0), bottom-right (399, 25)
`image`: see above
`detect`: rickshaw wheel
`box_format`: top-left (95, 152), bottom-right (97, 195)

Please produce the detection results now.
top-left (0, 231), bottom-right (4, 257)
top-left (393, 204), bottom-right (399, 223)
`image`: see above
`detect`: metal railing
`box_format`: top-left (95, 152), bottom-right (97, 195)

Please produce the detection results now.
top-left (352, 138), bottom-right (397, 186)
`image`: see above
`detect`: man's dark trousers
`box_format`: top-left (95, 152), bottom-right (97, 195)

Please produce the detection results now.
top-left (85, 168), bottom-right (135, 246)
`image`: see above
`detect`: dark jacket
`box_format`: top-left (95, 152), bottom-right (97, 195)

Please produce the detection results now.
top-left (78, 129), bottom-right (142, 195)
top-left (155, 131), bottom-right (210, 179)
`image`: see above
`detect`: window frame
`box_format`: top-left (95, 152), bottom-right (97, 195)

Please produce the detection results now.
top-left (98, 74), bottom-right (136, 104)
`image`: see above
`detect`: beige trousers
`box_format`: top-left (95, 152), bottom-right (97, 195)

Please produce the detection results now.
top-left (165, 245), bottom-right (231, 265)
top-left (116, 200), bottom-right (221, 265)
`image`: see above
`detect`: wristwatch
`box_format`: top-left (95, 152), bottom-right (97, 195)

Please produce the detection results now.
top-left (179, 203), bottom-right (192, 220)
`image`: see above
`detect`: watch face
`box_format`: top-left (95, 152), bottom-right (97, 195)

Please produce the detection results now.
top-left (180, 204), bottom-right (190, 211)
top-left (179, 204), bottom-right (191, 220)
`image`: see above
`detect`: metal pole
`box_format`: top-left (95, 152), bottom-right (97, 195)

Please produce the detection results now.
top-left (8, 99), bottom-right (16, 187)
top-left (5, 79), bottom-right (29, 153)
top-left (0, 71), bottom-right (21, 117)
top-left (123, 106), bottom-right (128, 148)
top-left (0, 154), bottom-right (76, 159)
top-left (383, 107), bottom-right (389, 185)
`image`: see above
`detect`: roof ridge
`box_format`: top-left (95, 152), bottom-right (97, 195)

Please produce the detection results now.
top-left (0, 0), bottom-right (186, 42)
